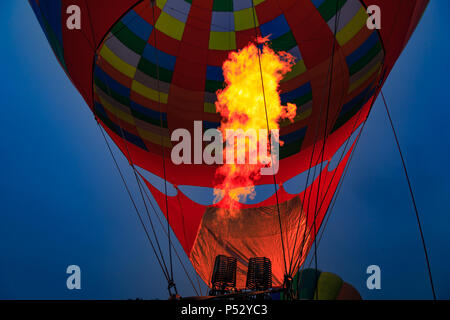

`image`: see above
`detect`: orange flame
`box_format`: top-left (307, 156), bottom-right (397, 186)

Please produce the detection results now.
top-left (214, 39), bottom-right (297, 210)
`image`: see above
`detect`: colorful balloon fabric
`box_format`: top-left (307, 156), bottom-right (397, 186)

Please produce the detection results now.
top-left (275, 268), bottom-right (362, 300)
top-left (30, 0), bottom-right (428, 288)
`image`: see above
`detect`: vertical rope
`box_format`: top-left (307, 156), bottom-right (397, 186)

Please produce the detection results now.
top-left (381, 91), bottom-right (436, 300)
top-left (86, 0), bottom-right (178, 295)
top-left (96, 121), bottom-right (170, 282)
top-left (309, 1), bottom-right (343, 298)
top-left (287, 0), bottom-right (343, 278)
top-left (251, 1), bottom-right (289, 281)
top-left (150, 0), bottom-right (176, 293)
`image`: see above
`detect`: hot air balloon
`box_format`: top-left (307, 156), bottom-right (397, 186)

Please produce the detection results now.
top-left (30, 0), bottom-right (428, 295)
top-left (274, 268), bottom-right (361, 300)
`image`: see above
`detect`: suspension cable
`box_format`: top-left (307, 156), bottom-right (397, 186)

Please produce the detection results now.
top-left (307, 117), bottom-right (367, 269)
top-left (288, 0), bottom-right (343, 278)
top-left (150, 0), bottom-right (175, 291)
top-left (84, 0), bottom-right (178, 295)
top-left (292, 78), bottom-right (382, 276)
top-left (293, 20), bottom-right (388, 271)
top-left (135, 175), bottom-right (201, 296)
top-left (309, 1), bottom-right (343, 299)
top-left (135, 168), bottom-right (202, 295)
top-left (131, 165), bottom-right (171, 278)
top-left (302, 74), bottom-right (386, 271)
top-left (96, 121), bottom-right (170, 282)
top-left (381, 91), bottom-right (436, 300)
top-left (251, 1), bottom-right (288, 280)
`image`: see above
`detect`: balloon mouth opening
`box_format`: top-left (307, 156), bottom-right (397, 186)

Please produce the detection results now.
top-left (190, 195), bottom-right (311, 289)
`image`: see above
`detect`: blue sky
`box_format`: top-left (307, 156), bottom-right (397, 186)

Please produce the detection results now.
top-left (0, 1), bottom-right (449, 299)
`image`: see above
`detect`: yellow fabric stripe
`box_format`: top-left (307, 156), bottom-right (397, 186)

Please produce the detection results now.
top-left (348, 61), bottom-right (381, 93)
top-left (204, 102), bottom-right (216, 113)
top-left (253, 0), bottom-right (265, 5)
top-left (209, 31), bottom-right (236, 50)
top-left (234, 7), bottom-right (258, 31)
top-left (131, 80), bottom-right (169, 104)
top-left (137, 128), bottom-right (172, 147)
top-left (336, 7), bottom-right (368, 46)
top-left (99, 45), bottom-right (136, 79)
top-left (97, 94), bottom-right (135, 125)
top-left (314, 272), bottom-right (343, 300)
top-left (282, 60), bottom-right (306, 82)
top-left (155, 11), bottom-right (185, 41)
top-left (156, 0), bottom-right (167, 9)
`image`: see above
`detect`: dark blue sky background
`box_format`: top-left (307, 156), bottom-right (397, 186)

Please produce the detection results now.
top-left (1, 1), bottom-right (449, 300)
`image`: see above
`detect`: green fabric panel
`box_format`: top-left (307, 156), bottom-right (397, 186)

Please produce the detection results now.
top-left (318, 0), bottom-right (347, 22)
top-left (279, 138), bottom-right (303, 159)
top-left (270, 31), bottom-right (297, 52)
top-left (41, 15), bottom-right (67, 72)
top-left (94, 76), bottom-right (131, 107)
top-left (110, 21), bottom-right (124, 35)
top-left (349, 42), bottom-right (382, 75)
top-left (297, 268), bottom-right (321, 300)
top-left (138, 57), bottom-right (173, 83)
top-left (314, 272), bottom-right (343, 300)
top-left (291, 270), bottom-right (301, 298)
top-left (205, 79), bottom-right (225, 93)
top-left (213, 0), bottom-right (233, 12)
top-left (130, 109), bottom-right (168, 128)
top-left (112, 21), bottom-right (147, 55)
top-left (292, 92), bottom-right (313, 106)
top-left (204, 103), bottom-right (217, 113)
top-left (331, 92), bottom-right (371, 132)
top-left (95, 109), bottom-right (119, 135)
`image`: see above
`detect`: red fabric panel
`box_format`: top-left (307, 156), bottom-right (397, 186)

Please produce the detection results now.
top-left (362, 0), bottom-right (429, 81)
top-left (337, 282), bottom-right (362, 300)
top-left (236, 29), bottom-right (257, 49)
top-left (148, 29), bottom-right (180, 56)
top-left (255, 0), bottom-right (283, 25)
top-left (283, 0), bottom-right (336, 68)
top-left (61, 0), bottom-right (140, 108)
top-left (135, 1), bottom-right (161, 25)
top-left (97, 57), bottom-right (133, 88)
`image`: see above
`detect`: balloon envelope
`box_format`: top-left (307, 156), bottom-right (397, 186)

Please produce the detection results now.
top-left (30, 0), bottom-right (428, 288)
